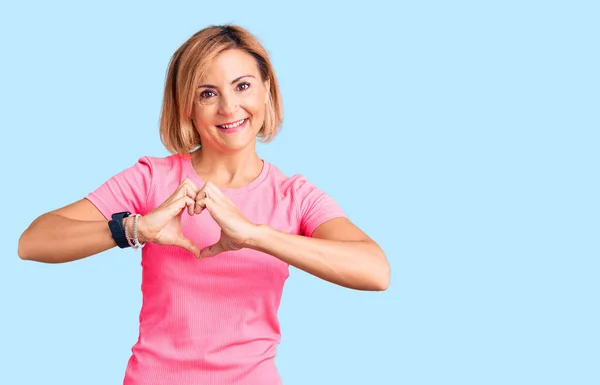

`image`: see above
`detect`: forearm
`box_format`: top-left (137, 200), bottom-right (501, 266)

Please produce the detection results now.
top-left (248, 225), bottom-right (390, 291)
top-left (18, 214), bottom-right (118, 263)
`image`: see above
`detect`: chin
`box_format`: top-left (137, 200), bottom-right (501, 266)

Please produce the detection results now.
top-left (214, 134), bottom-right (257, 153)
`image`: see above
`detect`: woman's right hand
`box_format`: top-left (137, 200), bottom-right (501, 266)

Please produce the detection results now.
top-left (135, 178), bottom-right (206, 257)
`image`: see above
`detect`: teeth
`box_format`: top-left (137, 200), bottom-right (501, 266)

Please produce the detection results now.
top-left (220, 119), bottom-right (245, 129)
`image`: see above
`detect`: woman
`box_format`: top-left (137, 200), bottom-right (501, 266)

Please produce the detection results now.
top-left (18, 25), bottom-right (390, 385)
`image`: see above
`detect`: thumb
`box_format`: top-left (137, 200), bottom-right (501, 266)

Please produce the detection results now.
top-left (175, 236), bottom-right (201, 258)
top-left (199, 242), bottom-right (224, 259)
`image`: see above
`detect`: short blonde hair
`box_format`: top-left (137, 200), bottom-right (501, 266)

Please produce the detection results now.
top-left (159, 25), bottom-right (283, 154)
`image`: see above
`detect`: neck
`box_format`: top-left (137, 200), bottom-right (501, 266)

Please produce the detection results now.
top-left (191, 145), bottom-right (263, 189)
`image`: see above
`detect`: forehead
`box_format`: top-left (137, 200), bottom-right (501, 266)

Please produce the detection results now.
top-left (200, 49), bottom-right (260, 82)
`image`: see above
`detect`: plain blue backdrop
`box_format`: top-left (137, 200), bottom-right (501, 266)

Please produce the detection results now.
top-left (1, 1), bottom-right (598, 384)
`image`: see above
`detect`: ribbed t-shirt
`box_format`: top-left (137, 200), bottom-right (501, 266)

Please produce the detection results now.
top-left (84, 154), bottom-right (346, 385)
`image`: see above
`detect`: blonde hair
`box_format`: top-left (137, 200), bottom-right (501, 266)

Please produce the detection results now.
top-left (159, 25), bottom-right (283, 154)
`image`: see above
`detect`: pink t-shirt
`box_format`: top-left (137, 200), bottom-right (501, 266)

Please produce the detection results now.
top-left (85, 154), bottom-right (346, 385)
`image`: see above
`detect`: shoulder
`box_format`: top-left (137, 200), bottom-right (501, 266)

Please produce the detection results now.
top-left (263, 162), bottom-right (337, 206)
top-left (263, 162), bottom-right (346, 236)
top-left (85, 154), bottom-right (188, 217)
top-left (132, 153), bottom-right (188, 177)
top-left (263, 162), bottom-right (316, 197)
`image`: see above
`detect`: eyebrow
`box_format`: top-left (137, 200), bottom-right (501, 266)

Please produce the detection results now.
top-left (198, 75), bottom-right (255, 89)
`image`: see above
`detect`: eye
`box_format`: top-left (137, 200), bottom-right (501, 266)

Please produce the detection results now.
top-left (200, 89), bottom-right (217, 99)
top-left (237, 82), bottom-right (251, 91)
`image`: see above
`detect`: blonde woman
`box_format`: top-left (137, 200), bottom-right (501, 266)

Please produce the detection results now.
top-left (18, 25), bottom-right (390, 385)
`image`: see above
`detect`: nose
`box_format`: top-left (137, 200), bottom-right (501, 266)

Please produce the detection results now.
top-left (217, 92), bottom-right (238, 116)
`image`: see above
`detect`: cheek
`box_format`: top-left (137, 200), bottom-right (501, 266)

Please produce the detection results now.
top-left (243, 91), bottom-right (267, 117)
top-left (193, 106), bottom-right (217, 126)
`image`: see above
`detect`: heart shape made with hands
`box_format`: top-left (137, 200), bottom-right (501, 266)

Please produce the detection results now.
top-left (137, 179), bottom-right (259, 259)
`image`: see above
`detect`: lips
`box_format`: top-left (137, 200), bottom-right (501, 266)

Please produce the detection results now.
top-left (216, 118), bottom-right (247, 129)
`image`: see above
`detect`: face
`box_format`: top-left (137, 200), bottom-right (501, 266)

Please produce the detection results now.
top-left (191, 49), bottom-right (269, 153)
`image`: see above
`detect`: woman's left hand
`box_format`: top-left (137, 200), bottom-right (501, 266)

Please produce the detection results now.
top-left (196, 181), bottom-right (260, 259)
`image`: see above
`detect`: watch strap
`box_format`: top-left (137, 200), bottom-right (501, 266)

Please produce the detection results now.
top-left (109, 211), bottom-right (131, 248)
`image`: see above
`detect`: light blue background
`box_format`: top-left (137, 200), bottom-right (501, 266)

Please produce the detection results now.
top-left (1, 1), bottom-right (598, 384)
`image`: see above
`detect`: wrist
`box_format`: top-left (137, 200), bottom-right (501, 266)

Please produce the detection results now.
top-left (122, 215), bottom-right (150, 244)
top-left (245, 224), bottom-right (273, 250)
top-left (135, 215), bottom-right (150, 244)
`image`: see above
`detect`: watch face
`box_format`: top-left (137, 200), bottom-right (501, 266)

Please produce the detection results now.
top-left (112, 211), bottom-right (131, 220)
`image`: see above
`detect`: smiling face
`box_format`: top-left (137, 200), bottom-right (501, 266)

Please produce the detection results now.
top-left (191, 49), bottom-right (269, 154)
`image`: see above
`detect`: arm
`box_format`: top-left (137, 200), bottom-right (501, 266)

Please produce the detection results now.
top-left (19, 157), bottom-right (155, 263)
top-left (19, 178), bottom-right (207, 263)
top-left (195, 181), bottom-right (390, 291)
top-left (18, 199), bottom-right (118, 263)
top-left (247, 218), bottom-right (390, 291)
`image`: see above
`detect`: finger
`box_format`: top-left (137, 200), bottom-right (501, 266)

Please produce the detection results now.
top-left (172, 196), bottom-right (195, 217)
top-left (175, 178), bottom-right (199, 201)
top-left (194, 183), bottom-right (212, 212)
top-left (198, 242), bottom-right (225, 259)
top-left (194, 191), bottom-right (210, 215)
top-left (203, 181), bottom-right (227, 204)
top-left (174, 236), bottom-right (201, 258)
top-left (204, 184), bottom-right (240, 217)
top-left (194, 194), bottom-right (209, 214)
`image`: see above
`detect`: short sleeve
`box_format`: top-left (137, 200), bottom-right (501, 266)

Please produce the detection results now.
top-left (294, 176), bottom-right (347, 237)
top-left (84, 156), bottom-right (154, 220)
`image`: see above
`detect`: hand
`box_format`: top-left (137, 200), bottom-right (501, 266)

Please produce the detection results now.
top-left (197, 181), bottom-right (260, 259)
top-left (136, 178), bottom-right (205, 257)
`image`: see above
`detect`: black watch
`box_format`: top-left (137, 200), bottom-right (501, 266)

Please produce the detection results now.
top-left (108, 211), bottom-right (131, 248)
